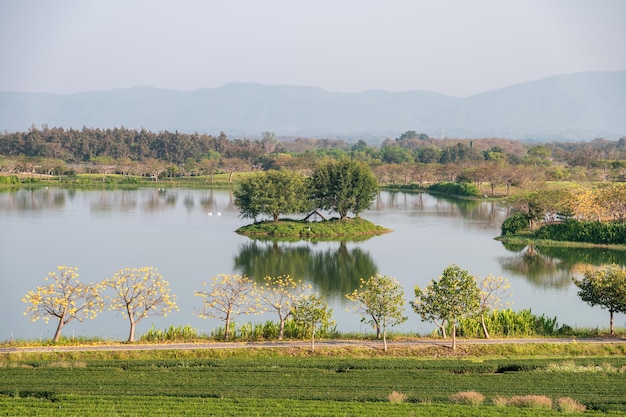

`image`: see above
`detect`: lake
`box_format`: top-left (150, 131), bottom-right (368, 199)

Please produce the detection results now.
top-left (1, 187), bottom-right (624, 341)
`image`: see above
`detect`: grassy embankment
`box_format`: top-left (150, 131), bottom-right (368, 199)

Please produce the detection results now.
top-left (1, 343), bottom-right (626, 416)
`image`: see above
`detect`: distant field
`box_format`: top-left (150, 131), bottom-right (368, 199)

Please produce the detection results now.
top-left (1, 345), bottom-right (626, 416)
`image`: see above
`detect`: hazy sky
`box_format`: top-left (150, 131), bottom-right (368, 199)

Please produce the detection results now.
top-left (1, 0), bottom-right (624, 97)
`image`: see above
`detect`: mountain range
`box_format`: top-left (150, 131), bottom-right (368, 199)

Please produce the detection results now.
top-left (1, 71), bottom-right (625, 141)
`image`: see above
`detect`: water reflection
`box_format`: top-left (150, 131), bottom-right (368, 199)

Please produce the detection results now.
top-left (372, 191), bottom-right (508, 227)
top-left (0, 188), bottom-right (67, 212)
top-left (498, 243), bottom-right (626, 289)
top-left (233, 239), bottom-right (377, 301)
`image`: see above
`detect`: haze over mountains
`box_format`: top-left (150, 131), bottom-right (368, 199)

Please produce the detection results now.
top-left (1, 71), bottom-right (625, 142)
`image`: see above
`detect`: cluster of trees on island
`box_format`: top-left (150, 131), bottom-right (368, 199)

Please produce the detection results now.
top-left (234, 158), bottom-right (378, 222)
top-left (22, 263), bottom-right (626, 349)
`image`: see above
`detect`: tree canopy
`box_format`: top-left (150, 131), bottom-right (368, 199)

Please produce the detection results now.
top-left (346, 274), bottom-right (407, 351)
top-left (573, 264), bottom-right (626, 335)
top-left (22, 266), bottom-right (104, 343)
top-left (234, 169), bottom-right (311, 222)
top-left (309, 158), bottom-right (378, 220)
top-left (411, 265), bottom-right (481, 349)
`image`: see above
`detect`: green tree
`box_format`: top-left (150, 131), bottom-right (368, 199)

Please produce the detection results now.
top-left (105, 267), bottom-right (178, 342)
top-left (346, 274), bottom-right (407, 351)
top-left (22, 266), bottom-right (104, 343)
top-left (573, 265), bottom-right (626, 335)
top-left (258, 275), bottom-right (312, 340)
top-left (194, 274), bottom-right (262, 341)
top-left (411, 265), bottom-right (481, 350)
top-left (309, 158), bottom-right (378, 220)
top-left (291, 294), bottom-right (334, 352)
top-left (234, 169), bottom-right (311, 222)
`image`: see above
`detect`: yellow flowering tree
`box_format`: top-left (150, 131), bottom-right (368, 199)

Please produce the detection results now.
top-left (477, 275), bottom-right (513, 339)
top-left (22, 266), bottom-right (104, 343)
top-left (194, 274), bottom-right (262, 341)
top-left (569, 189), bottom-right (603, 221)
top-left (105, 267), bottom-right (178, 342)
top-left (258, 275), bottom-right (312, 340)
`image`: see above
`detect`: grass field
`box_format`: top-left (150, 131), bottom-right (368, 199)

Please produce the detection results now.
top-left (1, 344), bottom-right (626, 416)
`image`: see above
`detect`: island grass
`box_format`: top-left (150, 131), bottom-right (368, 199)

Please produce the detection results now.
top-left (236, 217), bottom-right (392, 239)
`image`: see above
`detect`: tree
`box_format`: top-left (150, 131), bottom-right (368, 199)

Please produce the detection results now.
top-left (477, 275), bottom-right (512, 339)
top-left (346, 274), bottom-right (407, 351)
top-left (105, 267), bottom-right (178, 342)
top-left (309, 158), bottom-right (378, 220)
top-left (22, 266), bottom-right (104, 343)
top-left (411, 265), bottom-right (481, 350)
top-left (291, 294), bottom-right (334, 352)
top-left (194, 274), bottom-right (261, 340)
top-left (597, 184), bottom-right (626, 223)
top-left (258, 275), bottom-right (312, 340)
top-left (234, 170), bottom-right (311, 222)
top-left (573, 265), bottom-right (626, 335)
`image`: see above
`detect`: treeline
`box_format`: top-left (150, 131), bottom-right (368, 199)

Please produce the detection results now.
top-left (2, 126), bottom-right (626, 187)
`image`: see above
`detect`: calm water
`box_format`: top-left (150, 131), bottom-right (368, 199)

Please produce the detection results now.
top-left (1, 188), bottom-right (624, 341)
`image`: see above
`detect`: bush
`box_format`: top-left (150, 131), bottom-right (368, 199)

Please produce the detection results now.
top-left (492, 396), bottom-right (508, 407)
top-left (501, 212), bottom-right (529, 236)
top-left (428, 182), bottom-right (480, 197)
top-left (449, 391), bottom-right (485, 406)
top-left (507, 395), bottom-right (552, 409)
top-left (120, 176), bottom-right (140, 184)
top-left (557, 397), bottom-right (587, 413)
top-left (388, 391), bottom-right (408, 403)
top-left (534, 219), bottom-right (626, 245)
top-left (454, 309), bottom-right (562, 338)
top-left (141, 324), bottom-right (198, 342)
top-left (0, 175), bottom-right (20, 185)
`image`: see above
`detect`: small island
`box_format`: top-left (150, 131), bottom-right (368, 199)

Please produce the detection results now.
top-left (236, 217), bottom-right (391, 239)
top-left (233, 160), bottom-right (389, 240)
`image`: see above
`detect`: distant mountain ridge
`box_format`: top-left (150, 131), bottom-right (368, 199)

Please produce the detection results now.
top-left (1, 71), bottom-right (625, 141)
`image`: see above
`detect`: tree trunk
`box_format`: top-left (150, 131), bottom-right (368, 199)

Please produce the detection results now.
top-left (311, 329), bottom-right (316, 352)
top-left (382, 328), bottom-right (388, 352)
top-left (481, 314), bottom-right (490, 339)
top-left (52, 320), bottom-right (65, 343)
top-left (452, 323), bottom-right (457, 350)
top-left (375, 325), bottom-right (381, 340)
top-left (224, 311), bottom-right (232, 341)
top-left (610, 310), bottom-right (615, 335)
top-left (279, 318), bottom-right (285, 341)
top-left (128, 320), bottom-right (136, 342)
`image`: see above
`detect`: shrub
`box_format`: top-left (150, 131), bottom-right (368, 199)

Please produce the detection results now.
top-left (507, 395), bottom-right (552, 409)
top-left (534, 219), bottom-right (626, 245)
top-left (0, 175), bottom-right (20, 185)
top-left (141, 324), bottom-right (198, 342)
top-left (455, 308), bottom-right (561, 338)
top-left (388, 391), bottom-right (408, 403)
top-left (449, 391), bottom-right (485, 406)
top-left (428, 182), bottom-right (480, 197)
top-left (501, 212), bottom-right (529, 235)
top-left (557, 397), bottom-right (586, 413)
top-left (492, 396), bottom-right (508, 407)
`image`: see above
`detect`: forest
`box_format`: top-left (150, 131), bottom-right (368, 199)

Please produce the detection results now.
top-left (1, 126), bottom-right (626, 188)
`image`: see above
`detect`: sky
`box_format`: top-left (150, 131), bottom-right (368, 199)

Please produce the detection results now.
top-left (1, 0), bottom-right (625, 97)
